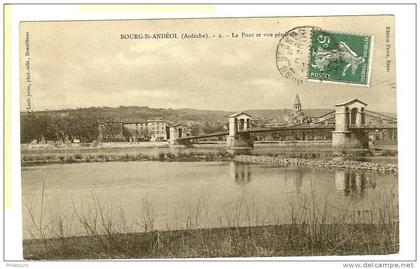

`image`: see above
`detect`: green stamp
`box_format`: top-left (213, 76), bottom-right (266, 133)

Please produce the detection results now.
top-left (307, 30), bottom-right (374, 86)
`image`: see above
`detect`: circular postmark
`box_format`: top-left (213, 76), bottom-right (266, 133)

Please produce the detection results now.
top-left (276, 25), bottom-right (322, 85)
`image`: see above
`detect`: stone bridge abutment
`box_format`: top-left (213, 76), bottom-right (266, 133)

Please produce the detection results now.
top-left (226, 112), bottom-right (254, 150)
top-left (332, 99), bottom-right (369, 150)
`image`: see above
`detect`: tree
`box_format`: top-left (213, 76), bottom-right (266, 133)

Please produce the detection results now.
top-left (20, 114), bottom-right (50, 143)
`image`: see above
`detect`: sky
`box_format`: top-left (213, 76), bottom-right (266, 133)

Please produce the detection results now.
top-left (20, 16), bottom-right (396, 113)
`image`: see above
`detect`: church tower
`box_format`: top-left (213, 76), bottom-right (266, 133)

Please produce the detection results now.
top-left (293, 94), bottom-right (302, 112)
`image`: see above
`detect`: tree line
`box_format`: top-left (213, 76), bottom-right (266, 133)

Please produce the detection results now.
top-left (21, 113), bottom-right (101, 143)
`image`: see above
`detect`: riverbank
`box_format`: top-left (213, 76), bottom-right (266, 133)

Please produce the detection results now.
top-left (21, 151), bottom-right (233, 166)
top-left (234, 155), bottom-right (398, 174)
top-left (23, 223), bottom-right (398, 259)
top-left (21, 149), bottom-right (398, 173)
top-left (21, 141), bottom-right (169, 150)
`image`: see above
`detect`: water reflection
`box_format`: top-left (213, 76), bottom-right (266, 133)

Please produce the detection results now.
top-left (228, 162), bottom-right (304, 192)
top-left (229, 162), bottom-right (252, 185)
top-left (294, 171), bottom-right (303, 193)
top-left (335, 170), bottom-right (376, 197)
top-left (228, 162), bottom-right (378, 197)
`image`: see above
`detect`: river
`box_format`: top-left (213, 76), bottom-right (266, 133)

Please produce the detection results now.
top-left (21, 160), bottom-right (398, 239)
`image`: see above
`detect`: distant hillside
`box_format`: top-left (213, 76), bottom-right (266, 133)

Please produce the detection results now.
top-left (245, 109), bottom-right (334, 120)
top-left (24, 106), bottom-right (232, 124)
top-left (22, 106), bottom-right (396, 123)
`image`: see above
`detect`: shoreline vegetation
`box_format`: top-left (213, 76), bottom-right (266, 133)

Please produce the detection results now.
top-left (24, 224), bottom-right (398, 259)
top-left (23, 190), bottom-right (399, 259)
top-left (21, 149), bottom-right (398, 173)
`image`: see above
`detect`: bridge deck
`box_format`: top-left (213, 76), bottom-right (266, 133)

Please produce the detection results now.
top-left (175, 125), bottom-right (397, 141)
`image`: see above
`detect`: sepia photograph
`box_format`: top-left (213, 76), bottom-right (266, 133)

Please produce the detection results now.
top-left (18, 15), bottom-right (399, 260)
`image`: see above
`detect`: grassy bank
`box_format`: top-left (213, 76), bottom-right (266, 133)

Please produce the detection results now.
top-left (21, 151), bottom-right (233, 166)
top-left (23, 223), bottom-right (398, 259)
top-left (21, 148), bottom-right (397, 167)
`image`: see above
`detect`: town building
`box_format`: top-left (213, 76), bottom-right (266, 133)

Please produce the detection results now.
top-left (99, 120), bottom-right (169, 142)
top-left (293, 93), bottom-right (302, 111)
top-left (147, 119), bottom-right (168, 141)
top-left (284, 94), bottom-right (311, 124)
top-left (123, 122), bottom-right (148, 142)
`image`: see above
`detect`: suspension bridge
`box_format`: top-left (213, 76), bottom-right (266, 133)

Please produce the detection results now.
top-left (169, 99), bottom-right (397, 150)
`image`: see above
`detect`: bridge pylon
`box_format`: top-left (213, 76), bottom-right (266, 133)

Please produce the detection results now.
top-left (168, 124), bottom-right (191, 147)
top-left (332, 99), bottom-right (369, 150)
top-left (226, 112), bottom-right (254, 150)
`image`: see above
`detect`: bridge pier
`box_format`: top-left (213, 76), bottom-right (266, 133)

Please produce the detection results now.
top-left (226, 112), bottom-right (254, 150)
top-left (168, 125), bottom-right (191, 147)
top-left (332, 99), bottom-right (369, 150)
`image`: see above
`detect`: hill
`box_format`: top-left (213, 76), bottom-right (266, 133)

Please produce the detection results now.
top-left (245, 109), bottom-right (334, 120)
top-left (22, 106), bottom-right (396, 123)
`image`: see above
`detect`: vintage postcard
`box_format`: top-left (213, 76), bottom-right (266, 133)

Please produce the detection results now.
top-left (19, 15), bottom-right (397, 259)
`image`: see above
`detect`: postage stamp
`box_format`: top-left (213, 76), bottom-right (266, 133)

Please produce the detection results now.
top-left (307, 30), bottom-right (374, 86)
